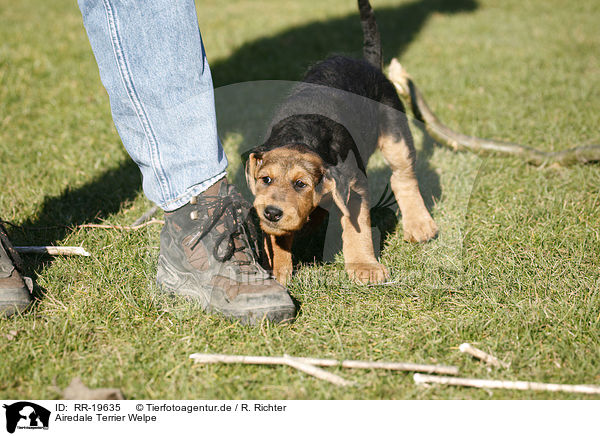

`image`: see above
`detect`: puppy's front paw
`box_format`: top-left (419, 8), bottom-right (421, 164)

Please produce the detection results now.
top-left (346, 262), bottom-right (389, 284)
top-left (403, 213), bottom-right (438, 243)
top-left (273, 267), bottom-right (293, 285)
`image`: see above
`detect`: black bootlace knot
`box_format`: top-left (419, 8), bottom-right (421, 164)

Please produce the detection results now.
top-left (186, 194), bottom-right (261, 266)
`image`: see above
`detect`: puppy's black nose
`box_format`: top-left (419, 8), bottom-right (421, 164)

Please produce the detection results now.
top-left (264, 206), bottom-right (283, 222)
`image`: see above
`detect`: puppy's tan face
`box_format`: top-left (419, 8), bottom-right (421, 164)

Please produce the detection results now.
top-left (246, 147), bottom-right (326, 236)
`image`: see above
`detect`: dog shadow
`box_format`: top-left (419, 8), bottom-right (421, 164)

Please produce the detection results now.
top-left (210, 0), bottom-right (478, 87)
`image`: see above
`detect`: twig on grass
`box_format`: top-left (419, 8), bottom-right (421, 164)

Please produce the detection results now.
top-left (131, 205), bottom-right (159, 227)
top-left (77, 218), bottom-right (164, 231)
top-left (282, 354), bottom-right (354, 386)
top-left (365, 280), bottom-right (402, 287)
top-left (62, 377), bottom-right (124, 400)
top-left (388, 58), bottom-right (600, 167)
top-left (10, 217), bottom-right (163, 257)
top-left (189, 353), bottom-right (459, 376)
top-left (459, 343), bottom-right (509, 369)
top-left (414, 373), bottom-right (600, 395)
top-left (14, 246), bottom-right (90, 256)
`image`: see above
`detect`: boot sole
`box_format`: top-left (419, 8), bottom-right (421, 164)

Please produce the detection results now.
top-left (156, 256), bottom-right (295, 325)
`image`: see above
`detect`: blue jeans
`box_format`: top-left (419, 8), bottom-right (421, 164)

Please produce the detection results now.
top-left (78, 0), bottom-right (228, 211)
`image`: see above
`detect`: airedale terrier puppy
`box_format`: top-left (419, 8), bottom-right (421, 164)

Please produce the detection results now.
top-left (246, 0), bottom-right (437, 284)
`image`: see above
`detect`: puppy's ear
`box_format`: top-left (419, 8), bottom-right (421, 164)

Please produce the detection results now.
top-left (321, 166), bottom-right (351, 217)
top-left (245, 152), bottom-right (263, 195)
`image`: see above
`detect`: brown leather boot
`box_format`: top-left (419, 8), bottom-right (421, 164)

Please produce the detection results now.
top-left (0, 223), bottom-right (32, 317)
top-left (156, 178), bottom-right (296, 325)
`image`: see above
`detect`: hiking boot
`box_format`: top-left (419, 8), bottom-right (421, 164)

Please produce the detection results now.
top-left (156, 178), bottom-right (296, 325)
top-left (0, 223), bottom-right (33, 317)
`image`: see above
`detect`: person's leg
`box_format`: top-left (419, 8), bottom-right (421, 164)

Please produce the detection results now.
top-left (78, 0), bottom-right (295, 324)
top-left (78, 0), bottom-right (226, 210)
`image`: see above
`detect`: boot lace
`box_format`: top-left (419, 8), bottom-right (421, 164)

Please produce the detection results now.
top-left (186, 193), bottom-right (262, 268)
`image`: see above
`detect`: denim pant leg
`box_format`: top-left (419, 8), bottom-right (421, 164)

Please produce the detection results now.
top-left (78, 0), bottom-right (228, 211)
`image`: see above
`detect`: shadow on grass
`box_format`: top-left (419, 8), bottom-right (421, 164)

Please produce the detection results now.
top-left (210, 0), bottom-right (478, 87)
top-left (9, 160), bottom-right (143, 301)
top-left (9, 0), bottom-right (476, 300)
top-left (14, 160), bottom-right (142, 241)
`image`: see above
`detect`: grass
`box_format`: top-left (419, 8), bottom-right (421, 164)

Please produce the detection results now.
top-left (1, 0), bottom-right (599, 399)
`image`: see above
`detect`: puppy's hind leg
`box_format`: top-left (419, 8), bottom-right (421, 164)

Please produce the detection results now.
top-left (378, 99), bottom-right (438, 242)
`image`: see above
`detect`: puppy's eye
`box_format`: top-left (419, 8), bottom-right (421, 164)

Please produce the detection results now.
top-left (294, 179), bottom-right (306, 189)
top-left (261, 176), bottom-right (272, 185)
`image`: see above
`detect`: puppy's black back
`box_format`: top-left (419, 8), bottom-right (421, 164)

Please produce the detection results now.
top-left (301, 55), bottom-right (400, 111)
top-left (260, 0), bottom-right (406, 171)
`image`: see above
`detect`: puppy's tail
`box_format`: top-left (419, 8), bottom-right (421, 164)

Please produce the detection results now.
top-left (358, 0), bottom-right (382, 70)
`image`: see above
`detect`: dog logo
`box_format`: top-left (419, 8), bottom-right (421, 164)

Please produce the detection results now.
top-left (2, 402), bottom-right (50, 433)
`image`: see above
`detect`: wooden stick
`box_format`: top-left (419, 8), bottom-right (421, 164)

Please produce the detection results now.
top-left (388, 58), bottom-right (600, 167)
top-left (189, 353), bottom-right (459, 375)
top-left (459, 343), bottom-right (509, 369)
top-left (282, 354), bottom-right (354, 386)
top-left (77, 218), bottom-right (164, 231)
top-left (14, 246), bottom-right (90, 256)
top-left (414, 373), bottom-right (600, 395)
top-left (131, 205), bottom-right (159, 227)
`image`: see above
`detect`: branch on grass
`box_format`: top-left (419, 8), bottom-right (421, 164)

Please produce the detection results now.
top-left (62, 377), bottom-right (124, 400)
top-left (282, 354), bottom-right (354, 386)
top-left (388, 58), bottom-right (600, 167)
top-left (189, 353), bottom-right (459, 376)
top-left (131, 205), bottom-right (159, 227)
top-left (414, 373), bottom-right (600, 395)
top-left (15, 246), bottom-right (90, 256)
top-left (77, 218), bottom-right (164, 231)
top-left (459, 342), bottom-right (509, 369)
top-left (11, 215), bottom-right (163, 257)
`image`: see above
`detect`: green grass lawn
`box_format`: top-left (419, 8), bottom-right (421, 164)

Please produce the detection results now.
top-left (1, 0), bottom-right (599, 399)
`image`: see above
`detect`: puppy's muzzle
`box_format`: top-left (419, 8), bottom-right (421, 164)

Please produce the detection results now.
top-left (263, 205), bottom-right (283, 222)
